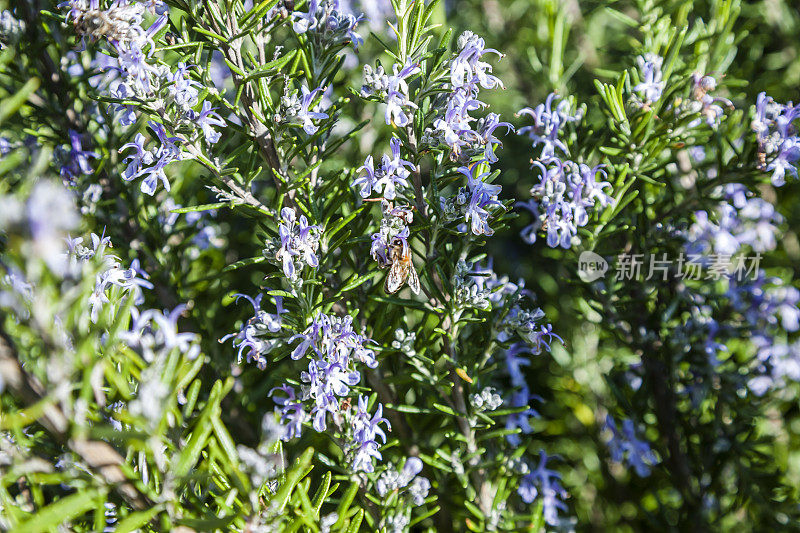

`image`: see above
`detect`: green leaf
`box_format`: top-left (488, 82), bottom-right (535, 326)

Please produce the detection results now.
top-left (113, 506), bottom-right (162, 533)
top-left (173, 379), bottom-right (227, 478)
top-left (211, 415), bottom-right (239, 468)
top-left (333, 482), bottom-right (359, 529)
top-left (17, 488), bottom-right (103, 532)
top-left (326, 205), bottom-right (365, 240)
top-left (170, 202), bottom-right (229, 213)
top-left (244, 50), bottom-right (298, 82)
top-left (603, 7), bottom-right (638, 27)
top-left (240, 0), bottom-right (280, 23)
top-left (433, 403), bottom-right (457, 416)
top-left (311, 471), bottom-right (332, 516)
top-left (222, 256), bottom-right (267, 272)
top-left (0, 78), bottom-right (40, 126)
top-left (345, 509), bottom-right (364, 533)
top-left (272, 447), bottom-right (314, 514)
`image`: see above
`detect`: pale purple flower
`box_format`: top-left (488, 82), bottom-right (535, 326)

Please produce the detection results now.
top-left (120, 133), bottom-right (153, 182)
top-left (634, 53), bottom-right (665, 103)
top-left (59, 130), bottom-right (98, 184)
top-left (191, 101), bottom-right (225, 144)
top-left (297, 86), bottom-right (329, 135)
top-left (221, 292), bottom-right (287, 367)
top-left (687, 193), bottom-right (781, 258)
top-left (167, 63), bottom-right (200, 109)
top-left (270, 384), bottom-right (307, 440)
top-left (353, 138), bottom-right (414, 199)
top-left (110, 83), bottom-right (138, 126)
top-left (130, 122), bottom-right (182, 195)
top-left (384, 62), bottom-right (420, 127)
top-left (458, 165), bottom-right (502, 236)
top-left (116, 44), bottom-right (155, 95)
top-left (522, 159), bottom-right (613, 249)
top-left (752, 92), bottom-right (800, 186)
top-left (516, 199), bottom-right (541, 244)
top-left (148, 305), bottom-right (200, 359)
top-left (450, 31), bottom-right (503, 91)
top-left (517, 93), bottom-right (582, 158)
top-left (603, 415), bottom-right (657, 477)
top-left (348, 395), bottom-right (390, 473)
top-left (274, 207), bottom-right (320, 280)
top-left (88, 258), bottom-right (153, 323)
top-left (292, 0), bottom-right (319, 33)
top-left (518, 451), bottom-right (568, 527)
top-left (477, 113), bottom-right (513, 163)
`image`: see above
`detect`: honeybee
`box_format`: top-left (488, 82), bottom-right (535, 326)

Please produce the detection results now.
top-left (71, 5), bottom-right (142, 44)
top-left (340, 397), bottom-right (352, 412)
top-left (757, 147), bottom-right (767, 170)
top-left (385, 236), bottom-right (420, 295)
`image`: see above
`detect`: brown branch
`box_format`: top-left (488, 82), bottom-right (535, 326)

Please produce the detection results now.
top-left (442, 323), bottom-right (495, 517)
top-left (200, 0), bottom-right (291, 203)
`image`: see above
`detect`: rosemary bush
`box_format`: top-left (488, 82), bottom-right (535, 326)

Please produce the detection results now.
top-left (1, 0), bottom-right (799, 531)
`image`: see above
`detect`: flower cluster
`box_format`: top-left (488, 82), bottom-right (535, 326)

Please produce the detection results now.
top-left (66, 233), bottom-right (152, 323)
top-left (291, 0), bottom-right (364, 49)
top-left (361, 61), bottom-right (421, 128)
top-left (501, 304), bottom-right (562, 354)
top-left (452, 259), bottom-right (492, 309)
top-left (275, 85), bottom-right (331, 135)
top-left (517, 93), bottom-right (582, 159)
top-left (517, 451), bottom-right (569, 527)
top-left (369, 200), bottom-right (412, 267)
top-left (391, 328), bottom-right (416, 356)
top-left (687, 74), bottom-right (733, 128)
top-left (61, 0), bottom-right (226, 195)
top-left (602, 415), bottom-right (658, 477)
top-left (752, 92), bottom-right (800, 186)
top-left (374, 457), bottom-right (431, 531)
top-left (470, 257), bottom-right (526, 305)
top-left (354, 137), bottom-right (414, 200)
top-left (345, 395), bottom-right (390, 473)
top-left (681, 180), bottom-right (799, 394)
top-left (424, 32), bottom-right (508, 160)
top-left (687, 185), bottom-right (781, 257)
top-left (263, 207), bottom-right (321, 282)
top-left (376, 456), bottom-right (431, 505)
top-left (727, 274), bottom-right (800, 394)
top-left (517, 94), bottom-right (612, 248)
top-left (58, 130), bottom-right (98, 186)
top-left (502, 343), bottom-right (541, 447)
top-left (270, 312), bottom-right (389, 473)
top-left (221, 293), bottom-right (287, 369)
top-left (522, 160), bottom-right (612, 248)
top-left (0, 181), bottom-right (80, 275)
top-left (120, 306), bottom-right (201, 429)
top-left (469, 387), bottom-right (502, 412)
top-left (439, 164), bottom-right (503, 236)
top-left (0, 9), bottom-right (25, 47)
top-left (0, 181), bottom-right (202, 436)
top-left (633, 53), bottom-right (665, 104)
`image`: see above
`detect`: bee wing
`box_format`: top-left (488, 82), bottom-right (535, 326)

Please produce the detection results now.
top-left (384, 260), bottom-right (410, 294)
top-left (407, 264), bottom-right (421, 295)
